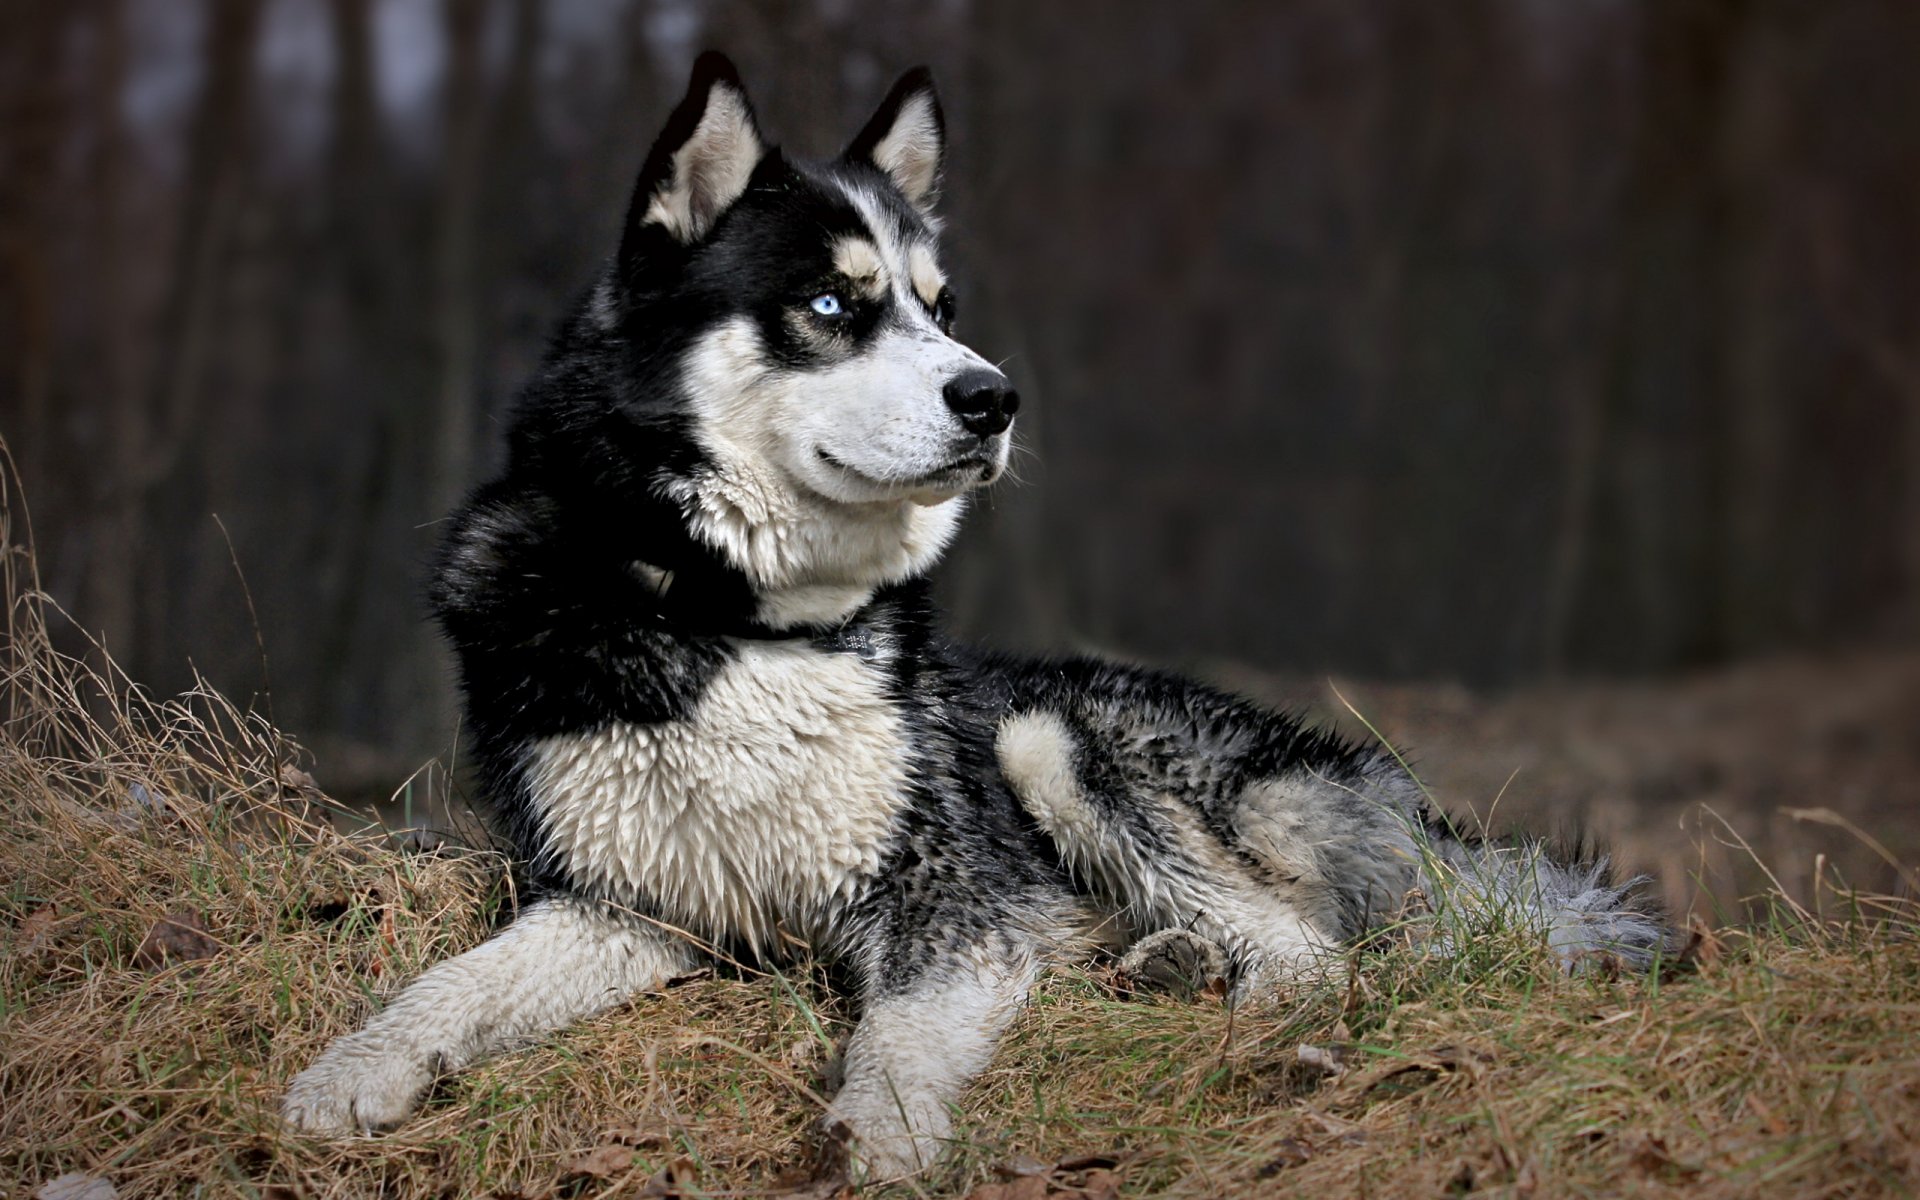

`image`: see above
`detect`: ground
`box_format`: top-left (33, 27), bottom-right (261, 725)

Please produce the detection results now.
top-left (5, 530), bottom-right (1919, 1197)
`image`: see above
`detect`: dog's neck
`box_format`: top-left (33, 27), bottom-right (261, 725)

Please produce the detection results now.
top-left (663, 457), bottom-right (963, 630)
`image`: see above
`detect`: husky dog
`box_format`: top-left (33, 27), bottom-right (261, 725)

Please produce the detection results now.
top-left (283, 53), bottom-right (1667, 1179)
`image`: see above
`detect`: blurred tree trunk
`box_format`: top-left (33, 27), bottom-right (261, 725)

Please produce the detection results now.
top-left (328, 0), bottom-right (393, 325)
top-left (86, 0), bottom-right (139, 647)
top-left (90, 0), bottom-right (259, 672)
top-left (1573, 0), bottom-right (1755, 671)
top-left (138, 0), bottom-right (261, 484)
top-left (428, 0), bottom-right (489, 522)
top-left (1910, 359), bottom-right (1920, 634)
top-left (935, 0), bottom-right (1071, 651)
top-left (489, 0), bottom-right (541, 261)
top-left (1710, 12), bottom-right (1789, 657)
top-left (0, 3), bottom-right (66, 477)
top-left (314, 0), bottom-right (399, 726)
top-left (482, 0), bottom-right (546, 376)
top-left (703, 0), bottom-right (845, 139)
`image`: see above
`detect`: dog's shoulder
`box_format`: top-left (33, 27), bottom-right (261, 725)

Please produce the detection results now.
top-left (429, 480), bottom-right (737, 734)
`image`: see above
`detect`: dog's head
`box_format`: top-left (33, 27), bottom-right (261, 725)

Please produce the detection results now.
top-left (559, 53), bottom-right (1014, 624)
top-left (624, 54), bottom-right (1015, 505)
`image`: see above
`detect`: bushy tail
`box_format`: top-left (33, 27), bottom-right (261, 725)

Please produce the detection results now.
top-left (1411, 822), bottom-right (1674, 971)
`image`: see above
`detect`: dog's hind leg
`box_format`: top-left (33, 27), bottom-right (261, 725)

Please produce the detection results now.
top-left (995, 708), bottom-right (1342, 998)
top-left (282, 893), bottom-right (697, 1135)
top-left (824, 940), bottom-right (1044, 1181)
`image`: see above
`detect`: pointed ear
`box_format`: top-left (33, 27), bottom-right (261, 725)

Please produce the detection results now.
top-left (623, 52), bottom-right (765, 251)
top-left (843, 67), bottom-right (945, 212)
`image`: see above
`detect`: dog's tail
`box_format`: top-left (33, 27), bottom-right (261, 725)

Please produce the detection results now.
top-left (1402, 816), bottom-right (1674, 970)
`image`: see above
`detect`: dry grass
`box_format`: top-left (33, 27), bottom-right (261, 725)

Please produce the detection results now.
top-left (4, 468), bottom-right (1919, 1199)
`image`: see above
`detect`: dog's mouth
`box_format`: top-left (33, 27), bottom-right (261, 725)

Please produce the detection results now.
top-left (815, 447), bottom-right (1000, 494)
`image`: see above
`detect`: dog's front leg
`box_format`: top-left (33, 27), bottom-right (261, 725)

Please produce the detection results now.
top-left (824, 943), bottom-right (1040, 1181)
top-left (282, 894), bottom-right (696, 1135)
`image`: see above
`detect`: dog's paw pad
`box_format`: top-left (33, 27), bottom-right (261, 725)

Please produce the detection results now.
top-left (1118, 929), bottom-right (1229, 998)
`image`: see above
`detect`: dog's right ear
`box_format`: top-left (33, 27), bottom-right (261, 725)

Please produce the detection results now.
top-left (621, 52), bottom-right (764, 257)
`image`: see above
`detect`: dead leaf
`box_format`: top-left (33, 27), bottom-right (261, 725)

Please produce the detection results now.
top-left (638, 1157), bottom-right (700, 1198)
top-left (1053, 1153), bottom-right (1121, 1172)
top-left (1303, 1110), bottom-right (1369, 1145)
top-left (35, 1175), bottom-right (118, 1200)
top-left (1254, 1138), bottom-right (1314, 1177)
top-left (16, 904), bottom-right (60, 951)
top-left (1747, 1092), bottom-right (1789, 1135)
top-left (804, 1119), bottom-right (855, 1187)
top-left (778, 1174), bottom-right (854, 1200)
top-left (772, 1146), bottom-right (855, 1200)
top-left (1075, 1167), bottom-right (1122, 1200)
top-left (1340, 1042), bottom-right (1493, 1101)
top-left (965, 1178), bottom-right (1047, 1200)
top-left (1628, 1134), bottom-right (1702, 1180)
top-left (1568, 948), bottom-right (1626, 979)
top-left (367, 904), bottom-right (399, 977)
top-left (1297, 1043), bottom-right (1348, 1076)
top-left (1663, 917), bottom-right (1722, 979)
top-left (276, 764), bottom-right (323, 799)
top-left (397, 827), bottom-right (448, 855)
top-left (132, 909), bottom-right (218, 969)
top-left (993, 1155), bottom-right (1051, 1179)
top-left (785, 1037), bottom-right (824, 1072)
top-left (661, 967), bottom-right (715, 989)
top-left (562, 1144), bottom-right (635, 1178)
top-left (601, 1121), bottom-right (669, 1148)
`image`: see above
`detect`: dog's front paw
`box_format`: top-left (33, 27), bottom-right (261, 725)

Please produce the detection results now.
top-left (822, 1090), bottom-right (947, 1182)
top-left (1119, 928), bottom-right (1229, 998)
top-left (281, 1036), bottom-right (435, 1136)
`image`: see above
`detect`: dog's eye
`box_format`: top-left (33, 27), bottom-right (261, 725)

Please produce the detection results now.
top-left (932, 287), bottom-right (956, 333)
top-left (809, 292), bottom-right (846, 317)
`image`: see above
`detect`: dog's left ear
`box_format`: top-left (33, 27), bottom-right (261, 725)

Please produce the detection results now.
top-left (624, 52), bottom-right (766, 253)
top-left (843, 68), bottom-right (944, 212)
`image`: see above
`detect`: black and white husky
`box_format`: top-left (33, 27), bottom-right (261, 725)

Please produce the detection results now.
top-left (283, 53), bottom-right (1667, 1179)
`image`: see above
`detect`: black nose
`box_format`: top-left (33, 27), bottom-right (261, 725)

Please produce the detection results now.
top-left (943, 368), bottom-right (1021, 438)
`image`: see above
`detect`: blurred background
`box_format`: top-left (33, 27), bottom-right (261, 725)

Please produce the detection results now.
top-left (3, 0), bottom-right (1917, 916)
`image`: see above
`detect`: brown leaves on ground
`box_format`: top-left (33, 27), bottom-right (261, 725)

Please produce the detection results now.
top-left (966, 1152), bottom-right (1125, 1200)
top-left (635, 1158), bottom-right (701, 1198)
top-left (1628, 1133), bottom-right (1705, 1182)
top-left (531, 1148), bottom-right (701, 1199)
top-left (1252, 1137), bottom-right (1315, 1177)
top-left (131, 908), bottom-right (219, 968)
top-left (560, 1143), bottom-right (636, 1179)
top-left (1332, 1041), bottom-right (1496, 1106)
top-left (1253, 1111), bottom-right (1370, 1178)
top-left (13, 904), bottom-right (63, 953)
top-left (1667, 916), bottom-right (1725, 977)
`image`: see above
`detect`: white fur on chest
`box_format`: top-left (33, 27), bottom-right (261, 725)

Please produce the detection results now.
top-left (524, 641), bottom-right (909, 949)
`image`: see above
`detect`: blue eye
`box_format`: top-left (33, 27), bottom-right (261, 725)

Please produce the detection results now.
top-left (809, 292), bottom-right (845, 317)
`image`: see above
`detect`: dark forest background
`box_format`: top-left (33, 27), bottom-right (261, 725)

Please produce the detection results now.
top-left (3, 0), bottom-right (1919, 826)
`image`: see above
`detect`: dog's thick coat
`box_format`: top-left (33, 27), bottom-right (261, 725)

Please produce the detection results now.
top-left (283, 54), bottom-right (1668, 1179)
